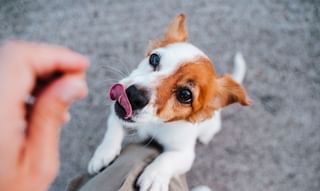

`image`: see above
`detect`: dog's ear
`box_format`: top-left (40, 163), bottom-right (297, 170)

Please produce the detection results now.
top-left (211, 74), bottom-right (251, 109)
top-left (146, 14), bottom-right (188, 55)
top-left (163, 13), bottom-right (188, 43)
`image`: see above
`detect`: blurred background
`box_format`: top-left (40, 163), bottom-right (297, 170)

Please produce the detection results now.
top-left (0, 0), bottom-right (319, 191)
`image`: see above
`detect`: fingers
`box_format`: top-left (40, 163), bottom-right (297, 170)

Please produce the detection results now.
top-left (24, 74), bottom-right (87, 181)
top-left (2, 40), bottom-right (89, 76)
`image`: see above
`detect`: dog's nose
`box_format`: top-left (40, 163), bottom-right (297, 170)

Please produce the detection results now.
top-left (125, 85), bottom-right (149, 111)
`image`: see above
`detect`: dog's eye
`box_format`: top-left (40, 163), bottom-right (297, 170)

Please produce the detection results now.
top-left (176, 87), bottom-right (192, 104)
top-left (149, 53), bottom-right (160, 71)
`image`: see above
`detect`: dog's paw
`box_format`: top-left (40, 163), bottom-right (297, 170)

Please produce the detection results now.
top-left (87, 146), bottom-right (120, 174)
top-left (137, 165), bottom-right (170, 191)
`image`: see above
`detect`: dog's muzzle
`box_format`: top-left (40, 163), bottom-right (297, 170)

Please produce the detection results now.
top-left (110, 83), bottom-right (149, 121)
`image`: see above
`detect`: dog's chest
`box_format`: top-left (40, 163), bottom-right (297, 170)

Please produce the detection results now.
top-left (130, 122), bottom-right (198, 149)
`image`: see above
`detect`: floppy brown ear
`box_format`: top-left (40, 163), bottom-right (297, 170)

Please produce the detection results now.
top-left (146, 14), bottom-right (188, 54)
top-left (212, 74), bottom-right (251, 109)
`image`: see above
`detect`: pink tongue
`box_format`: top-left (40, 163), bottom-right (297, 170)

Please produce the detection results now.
top-left (109, 83), bottom-right (133, 119)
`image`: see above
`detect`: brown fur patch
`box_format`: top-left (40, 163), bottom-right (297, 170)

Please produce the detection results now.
top-left (156, 57), bottom-right (216, 122)
top-left (213, 74), bottom-right (252, 108)
top-left (146, 14), bottom-right (188, 55)
top-left (155, 58), bottom-right (251, 123)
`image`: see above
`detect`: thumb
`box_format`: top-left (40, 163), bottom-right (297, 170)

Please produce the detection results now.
top-left (24, 75), bottom-right (87, 180)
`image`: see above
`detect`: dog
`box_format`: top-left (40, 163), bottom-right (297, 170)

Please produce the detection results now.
top-left (88, 14), bottom-right (251, 191)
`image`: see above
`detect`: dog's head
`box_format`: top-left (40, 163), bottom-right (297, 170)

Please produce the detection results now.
top-left (109, 14), bottom-right (251, 127)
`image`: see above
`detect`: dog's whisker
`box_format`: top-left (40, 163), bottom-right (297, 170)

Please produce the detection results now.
top-left (95, 79), bottom-right (120, 88)
top-left (107, 56), bottom-right (131, 75)
top-left (143, 134), bottom-right (156, 148)
top-left (100, 69), bottom-right (124, 79)
top-left (103, 65), bottom-right (128, 78)
top-left (101, 78), bottom-right (121, 82)
top-left (99, 79), bottom-right (120, 84)
top-left (117, 60), bottom-right (131, 75)
top-left (98, 65), bottom-right (125, 79)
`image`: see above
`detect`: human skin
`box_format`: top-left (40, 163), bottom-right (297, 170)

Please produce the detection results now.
top-left (0, 41), bottom-right (89, 191)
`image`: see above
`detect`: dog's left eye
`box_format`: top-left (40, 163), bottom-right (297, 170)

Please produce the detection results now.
top-left (149, 53), bottom-right (160, 71)
top-left (176, 87), bottom-right (193, 104)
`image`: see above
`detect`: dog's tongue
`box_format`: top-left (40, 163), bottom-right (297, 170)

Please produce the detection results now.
top-left (109, 83), bottom-right (132, 119)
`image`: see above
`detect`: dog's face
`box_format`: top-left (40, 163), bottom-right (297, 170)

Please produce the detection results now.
top-left (110, 14), bottom-right (250, 127)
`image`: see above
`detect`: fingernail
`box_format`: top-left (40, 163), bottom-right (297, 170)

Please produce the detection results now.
top-left (58, 78), bottom-right (87, 103)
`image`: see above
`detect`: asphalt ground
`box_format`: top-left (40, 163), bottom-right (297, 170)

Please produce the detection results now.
top-left (0, 0), bottom-right (319, 190)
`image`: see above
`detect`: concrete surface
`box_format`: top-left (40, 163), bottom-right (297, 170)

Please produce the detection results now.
top-left (0, 0), bottom-right (319, 191)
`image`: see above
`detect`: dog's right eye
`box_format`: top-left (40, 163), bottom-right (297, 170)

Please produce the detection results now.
top-left (149, 53), bottom-right (160, 71)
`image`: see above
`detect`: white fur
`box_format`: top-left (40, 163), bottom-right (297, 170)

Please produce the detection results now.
top-left (233, 52), bottom-right (246, 83)
top-left (191, 186), bottom-right (212, 191)
top-left (88, 43), bottom-right (246, 191)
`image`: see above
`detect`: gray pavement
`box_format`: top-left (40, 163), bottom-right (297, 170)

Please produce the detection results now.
top-left (0, 0), bottom-right (319, 191)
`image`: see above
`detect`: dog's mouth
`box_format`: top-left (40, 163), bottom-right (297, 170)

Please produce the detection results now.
top-left (114, 101), bottom-right (135, 122)
top-left (109, 83), bottom-right (134, 121)
top-left (109, 83), bottom-right (133, 118)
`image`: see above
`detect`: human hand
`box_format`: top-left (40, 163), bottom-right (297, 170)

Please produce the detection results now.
top-left (0, 41), bottom-right (89, 191)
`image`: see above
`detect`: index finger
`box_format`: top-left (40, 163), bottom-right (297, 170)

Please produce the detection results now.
top-left (3, 41), bottom-right (89, 76)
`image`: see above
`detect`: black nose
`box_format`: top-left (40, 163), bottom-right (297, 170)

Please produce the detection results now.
top-left (126, 85), bottom-right (149, 111)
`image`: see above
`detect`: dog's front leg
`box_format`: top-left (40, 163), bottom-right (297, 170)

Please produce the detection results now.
top-left (137, 149), bottom-right (195, 191)
top-left (88, 113), bottom-right (124, 174)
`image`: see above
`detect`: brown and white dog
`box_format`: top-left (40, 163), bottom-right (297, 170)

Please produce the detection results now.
top-left (88, 14), bottom-right (251, 191)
